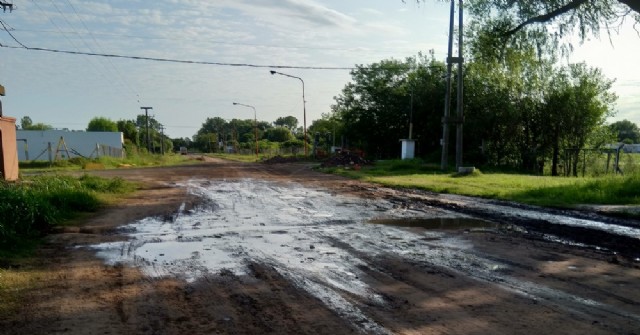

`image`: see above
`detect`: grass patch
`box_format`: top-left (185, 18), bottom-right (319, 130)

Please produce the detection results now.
top-left (0, 175), bottom-right (135, 257)
top-left (322, 159), bottom-right (640, 208)
top-left (206, 153), bottom-right (261, 163)
top-left (97, 153), bottom-right (193, 168)
top-left (20, 153), bottom-right (194, 173)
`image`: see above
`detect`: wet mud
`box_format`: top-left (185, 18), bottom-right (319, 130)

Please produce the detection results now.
top-left (4, 159), bottom-right (640, 335)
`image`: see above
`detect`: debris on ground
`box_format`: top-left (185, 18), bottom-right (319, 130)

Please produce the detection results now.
top-left (320, 151), bottom-right (370, 168)
top-left (263, 155), bottom-right (299, 164)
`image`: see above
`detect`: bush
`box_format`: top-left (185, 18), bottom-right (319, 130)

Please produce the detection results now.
top-left (0, 175), bottom-right (134, 251)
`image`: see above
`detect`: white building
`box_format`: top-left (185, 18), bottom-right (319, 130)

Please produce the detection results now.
top-left (16, 130), bottom-right (124, 161)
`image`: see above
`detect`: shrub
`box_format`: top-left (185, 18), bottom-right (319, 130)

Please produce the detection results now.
top-left (0, 175), bottom-right (134, 251)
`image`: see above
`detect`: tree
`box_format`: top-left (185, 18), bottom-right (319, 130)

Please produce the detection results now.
top-left (467, 0), bottom-right (640, 38)
top-left (20, 116), bottom-right (32, 129)
top-left (609, 119), bottom-right (640, 143)
top-left (264, 127), bottom-right (294, 142)
top-left (26, 123), bottom-right (53, 130)
top-left (274, 116), bottom-right (298, 130)
top-left (331, 54), bottom-right (446, 158)
top-left (19, 116), bottom-right (54, 130)
top-left (117, 120), bottom-right (139, 145)
top-left (544, 63), bottom-right (617, 175)
top-left (87, 117), bottom-right (118, 132)
top-left (457, 0), bottom-right (640, 64)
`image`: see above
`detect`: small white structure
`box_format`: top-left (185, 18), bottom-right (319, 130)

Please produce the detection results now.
top-left (16, 130), bottom-right (124, 161)
top-left (400, 139), bottom-right (415, 160)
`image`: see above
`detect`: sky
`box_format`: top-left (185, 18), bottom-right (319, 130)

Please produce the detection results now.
top-left (0, 0), bottom-right (638, 139)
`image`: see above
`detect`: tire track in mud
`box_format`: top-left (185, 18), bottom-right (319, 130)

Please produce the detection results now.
top-left (76, 161), bottom-right (640, 334)
top-left (386, 190), bottom-right (640, 260)
top-left (320, 229), bottom-right (640, 334)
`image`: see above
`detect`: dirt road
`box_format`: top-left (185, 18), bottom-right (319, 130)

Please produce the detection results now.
top-left (3, 158), bottom-right (640, 334)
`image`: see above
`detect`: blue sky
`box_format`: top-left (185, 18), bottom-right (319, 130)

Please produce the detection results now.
top-left (0, 0), bottom-right (637, 139)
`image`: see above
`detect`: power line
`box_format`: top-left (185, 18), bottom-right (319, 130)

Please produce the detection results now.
top-left (61, 0), bottom-right (140, 103)
top-left (0, 43), bottom-right (356, 70)
top-left (0, 11), bottom-right (441, 72)
top-left (10, 27), bottom-right (447, 56)
top-left (27, 0), bottom-right (131, 96)
top-left (0, 19), bottom-right (26, 47)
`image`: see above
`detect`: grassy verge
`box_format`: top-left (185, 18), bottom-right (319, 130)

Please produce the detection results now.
top-left (0, 175), bottom-right (135, 257)
top-left (19, 153), bottom-right (194, 173)
top-left (206, 153), bottom-right (261, 163)
top-left (323, 159), bottom-right (640, 208)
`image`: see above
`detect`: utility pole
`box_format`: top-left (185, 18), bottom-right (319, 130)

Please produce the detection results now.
top-left (0, 1), bottom-right (14, 117)
top-left (441, 0), bottom-right (464, 171)
top-left (140, 107), bottom-right (152, 153)
top-left (159, 124), bottom-right (165, 155)
top-left (455, 0), bottom-right (464, 169)
top-left (0, 1), bottom-right (14, 12)
top-left (440, 0), bottom-right (455, 170)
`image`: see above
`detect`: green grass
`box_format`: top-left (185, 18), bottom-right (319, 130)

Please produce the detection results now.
top-left (97, 153), bottom-right (194, 168)
top-left (324, 159), bottom-right (640, 208)
top-left (0, 175), bottom-right (135, 257)
top-left (206, 153), bottom-right (262, 162)
top-left (19, 153), bottom-right (194, 173)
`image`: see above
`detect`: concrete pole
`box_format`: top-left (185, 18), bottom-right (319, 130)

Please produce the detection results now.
top-left (440, 0), bottom-right (455, 170)
top-left (160, 124), bottom-right (165, 155)
top-left (455, 0), bottom-right (464, 169)
top-left (140, 107), bottom-right (153, 153)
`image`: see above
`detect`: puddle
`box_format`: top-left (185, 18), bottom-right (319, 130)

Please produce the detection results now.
top-left (88, 178), bottom-right (640, 333)
top-left (369, 217), bottom-right (497, 230)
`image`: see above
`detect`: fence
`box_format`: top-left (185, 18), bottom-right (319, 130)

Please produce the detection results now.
top-left (92, 143), bottom-right (125, 159)
top-left (562, 145), bottom-right (640, 177)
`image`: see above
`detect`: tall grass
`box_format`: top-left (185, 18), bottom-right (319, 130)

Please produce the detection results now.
top-left (0, 175), bottom-right (134, 254)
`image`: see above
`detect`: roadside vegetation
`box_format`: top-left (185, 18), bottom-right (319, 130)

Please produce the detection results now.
top-left (323, 159), bottom-right (640, 208)
top-left (19, 152), bottom-right (194, 173)
top-left (0, 175), bottom-right (135, 257)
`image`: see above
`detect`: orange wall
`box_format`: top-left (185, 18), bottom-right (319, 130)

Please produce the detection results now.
top-left (0, 116), bottom-right (19, 181)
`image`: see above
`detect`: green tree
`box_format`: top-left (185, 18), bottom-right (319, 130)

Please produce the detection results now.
top-left (609, 119), bottom-right (640, 143)
top-left (19, 116), bottom-right (53, 130)
top-left (465, 0), bottom-right (639, 40)
top-left (274, 116), bottom-right (298, 130)
top-left (264, 127), bottom-right (293, 142)
top-left (331, 54), bottom-right (446, 158)
top-left (544, 63), bottom-right (617, 176)
top-left (87, 117), bottom-right (118, 132)
top-left (117, 120), bottom-right (139, 145)
top-left (26, 123), bottom-right (53, 130)
top-left (20, 116), bottom-right (32, 129)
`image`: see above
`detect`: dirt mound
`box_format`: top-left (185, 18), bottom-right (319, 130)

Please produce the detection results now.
top-left (320, 151), bottom-right (370, 168)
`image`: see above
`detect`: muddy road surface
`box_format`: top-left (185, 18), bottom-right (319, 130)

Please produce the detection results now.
top-left (3, 158), bottom-right (640, 335)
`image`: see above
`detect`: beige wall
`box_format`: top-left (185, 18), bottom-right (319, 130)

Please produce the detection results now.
top-left (0, 116), bottom-right (19, 181)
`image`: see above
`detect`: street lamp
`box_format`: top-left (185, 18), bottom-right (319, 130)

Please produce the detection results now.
top-left (232, 102), bottom-right (259, 158)
top-left (269, 70), bottom-right (307, 156)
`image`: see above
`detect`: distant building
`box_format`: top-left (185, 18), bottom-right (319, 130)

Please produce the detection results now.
top-left (16, 130), bottom-right (124, 161)
top-left (621, 144), bottom-right (640, 153)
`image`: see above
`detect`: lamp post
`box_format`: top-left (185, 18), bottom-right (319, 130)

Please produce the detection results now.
top-left (269, 70), bottom-right (307, 156)
top-left (232, 102), bottom-right (259, 158)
